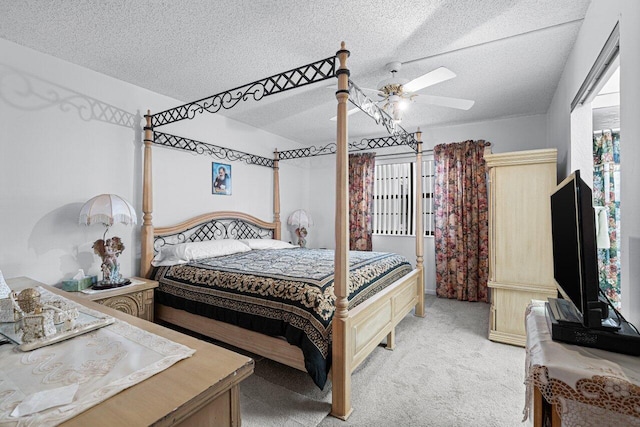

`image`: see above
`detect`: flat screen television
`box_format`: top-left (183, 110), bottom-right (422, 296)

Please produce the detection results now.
top-left (549, 170), bottom-right (604, 328)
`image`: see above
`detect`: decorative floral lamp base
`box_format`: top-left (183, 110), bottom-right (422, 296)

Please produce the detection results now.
top-left (295, 227), bottom-right (308, 248)
top-left (92, 237), bottom-right (131, 290)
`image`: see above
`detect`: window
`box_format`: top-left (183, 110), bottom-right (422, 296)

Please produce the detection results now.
top-left (373, 158), bottom-right (435, 236)
top-left (570, 22), bottom-right (622, 308)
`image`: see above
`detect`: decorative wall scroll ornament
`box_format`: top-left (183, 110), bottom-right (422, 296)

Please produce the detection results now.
top-left (0, 64), bottom-right (136, 128)
top-left (151, 56), bottom-right (337, 127)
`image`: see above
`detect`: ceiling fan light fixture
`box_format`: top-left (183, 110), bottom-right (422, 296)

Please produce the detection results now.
top-left (391, 103), bottom-right (404, 123)
top-left (377, 78), bottom-right (409, 93)
top-left (327, 63), bottom-right (473, 122)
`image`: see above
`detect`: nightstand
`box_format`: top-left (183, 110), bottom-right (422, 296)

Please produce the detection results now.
top-left (73, 277), bottom-right (159, 321)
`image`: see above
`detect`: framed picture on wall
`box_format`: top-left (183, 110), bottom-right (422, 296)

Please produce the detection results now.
top-left (212, 162), bottom-right (231, 195)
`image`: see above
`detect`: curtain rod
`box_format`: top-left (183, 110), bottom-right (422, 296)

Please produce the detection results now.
top-left (593, 128), bottom-right (620, 133)
top-left (374, 149), bottom-right (434, 160)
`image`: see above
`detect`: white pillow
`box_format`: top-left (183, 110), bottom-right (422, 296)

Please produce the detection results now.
top-left (240, 239), bottom-right (297, 250)
top-left (152, 240), bottom-right (251, 266)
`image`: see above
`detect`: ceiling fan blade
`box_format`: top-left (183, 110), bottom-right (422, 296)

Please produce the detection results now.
top-left (414, 95), bottom-right (475, 110)
top-left (403, 67), bottom-right (456, 93)
top-left (330, 107), bottom-right (361, 121)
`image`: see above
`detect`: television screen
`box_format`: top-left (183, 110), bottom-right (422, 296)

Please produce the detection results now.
top-left (550, 170), bottom-right (602, 328)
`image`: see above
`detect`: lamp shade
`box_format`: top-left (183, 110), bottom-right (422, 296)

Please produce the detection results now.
top-left (287, 209), bottom-right (313, 229)
top-left (79, 194), bottom-right (137, 227)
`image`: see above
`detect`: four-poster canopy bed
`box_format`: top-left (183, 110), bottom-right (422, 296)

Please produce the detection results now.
top-left (140, 42), bottom-right (425, 420)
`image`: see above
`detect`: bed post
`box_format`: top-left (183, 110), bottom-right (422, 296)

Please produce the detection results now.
top-left (140, 110), bottom-right (154, 278)
top-left (273, 150), bottom-right (281, 240)
top-left (415, 129), bottom-right (425, 317)
top-left (331, 41), bottom-right (353, 421)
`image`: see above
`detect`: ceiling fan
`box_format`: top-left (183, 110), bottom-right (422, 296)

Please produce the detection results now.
top-left (332, 62), bottom-right (474, 123)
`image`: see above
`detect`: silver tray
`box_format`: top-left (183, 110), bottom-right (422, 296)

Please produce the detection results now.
top-left (0, 310), bottom-right (114, 351)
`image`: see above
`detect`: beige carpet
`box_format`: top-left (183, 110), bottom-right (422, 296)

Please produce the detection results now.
top-left (239, 295), bottom-right (529, 427)
top-left (240, 357), bottom-right (331, 427)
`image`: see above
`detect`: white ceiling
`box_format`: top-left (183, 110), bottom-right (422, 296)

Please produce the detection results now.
top-left (0, 0), bottom-right (592, 145)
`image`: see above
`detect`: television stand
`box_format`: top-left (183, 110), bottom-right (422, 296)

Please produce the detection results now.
top-left (545, 301), bottom-right (640, 356)
top-left (526, 301), bottom-right (640, 427)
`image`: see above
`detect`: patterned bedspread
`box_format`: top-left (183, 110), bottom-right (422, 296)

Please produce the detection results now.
top-left (153, 248), bottom-right (412, 389)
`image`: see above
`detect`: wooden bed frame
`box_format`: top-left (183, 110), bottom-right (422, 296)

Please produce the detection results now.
top-left (140, 42), bottom-right (425, 420)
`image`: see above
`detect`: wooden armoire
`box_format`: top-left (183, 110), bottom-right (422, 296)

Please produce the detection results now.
top-left (485, 148), bottom-right (558, 346)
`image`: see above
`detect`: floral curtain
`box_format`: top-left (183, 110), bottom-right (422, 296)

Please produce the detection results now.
top-left (593, 130), bottom-right (621, 308)
top-left (433, 140), bottom-right (489, 302)
top-left (349, 153), bottom-right (376, 251)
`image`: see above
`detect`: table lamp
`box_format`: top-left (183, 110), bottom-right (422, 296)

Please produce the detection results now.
top-left (79, 194), bottom-right (137, 287)
top-left (287, 209), bottom-right (313, 247)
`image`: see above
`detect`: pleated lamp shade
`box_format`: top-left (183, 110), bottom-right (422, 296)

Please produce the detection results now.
top-left (287, 209), bottom-right (313, 229)
top-left (79, 194), bottom-right (137, 227)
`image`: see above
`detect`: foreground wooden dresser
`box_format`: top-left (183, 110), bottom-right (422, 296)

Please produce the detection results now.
top-left (7, 277), bottom-right (254, 427)
top-left (485, 149), bottom-right (558, 346)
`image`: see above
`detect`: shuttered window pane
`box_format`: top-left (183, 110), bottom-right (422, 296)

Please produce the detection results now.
top-left (373, 159), bottom-right (434, 236)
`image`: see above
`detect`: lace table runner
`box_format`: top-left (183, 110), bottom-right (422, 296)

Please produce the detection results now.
top-left (523, 301), bottom-right (640, 426)
top-left (0, 287), bottom-right (195, 426)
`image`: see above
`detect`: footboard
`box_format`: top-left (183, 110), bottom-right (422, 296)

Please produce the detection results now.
top-left (348, 268), bottom-right (422, 371)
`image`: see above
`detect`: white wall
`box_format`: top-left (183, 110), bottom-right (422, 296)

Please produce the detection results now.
top-left (547, 0), bottom-right (640, 326)
top-left (309, 114), bottom-right (548, 294)
top-left (0, 38), bottom-right (308, 285)
top-left (424, 114), bottom-right (548, 153)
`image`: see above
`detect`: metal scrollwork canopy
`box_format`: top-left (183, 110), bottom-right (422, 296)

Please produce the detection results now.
top-left (277, 132), bottom-right (418, 160)
top-left (146, 51), bottom-right (420, 166)
top-left (351, 133), bottom-right (418, 153)
top-left (151, 56), bottom-right (337, 128)
top-left (154, 131), bottom-right (274, 168)
top-left (278, 144), bottom-right (338, 160)
top-left (347, 80), bottom-right (412, 138)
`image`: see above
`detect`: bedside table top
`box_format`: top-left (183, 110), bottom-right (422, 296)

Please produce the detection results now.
top-left (72, 277), bottom-right (158, 301)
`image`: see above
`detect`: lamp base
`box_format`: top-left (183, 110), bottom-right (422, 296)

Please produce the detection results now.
top-left (92, 279), bottom-right (131, 290)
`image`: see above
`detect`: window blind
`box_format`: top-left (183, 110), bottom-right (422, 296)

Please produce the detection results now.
top-left (374, 159), bottom-right (434, 236)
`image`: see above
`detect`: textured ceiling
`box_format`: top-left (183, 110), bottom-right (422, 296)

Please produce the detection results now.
top-left (0, 0), bottom-right (592, 145)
